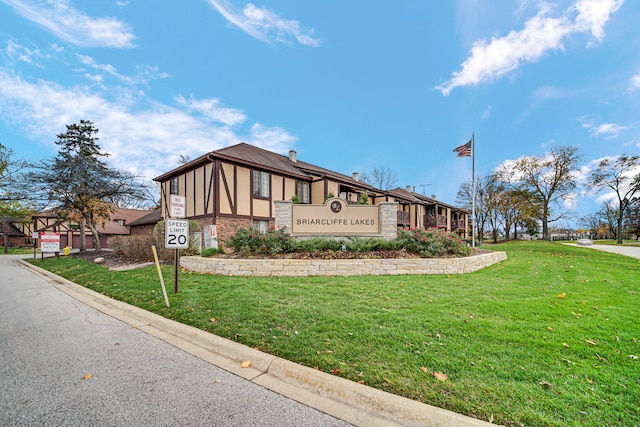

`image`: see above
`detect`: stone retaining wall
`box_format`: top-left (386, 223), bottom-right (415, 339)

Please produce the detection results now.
top-left (181, 251), bottom-right (507, 277)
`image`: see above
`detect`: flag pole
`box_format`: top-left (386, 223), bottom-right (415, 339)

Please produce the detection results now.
top-left (471, 133), bottom-right (476, 249)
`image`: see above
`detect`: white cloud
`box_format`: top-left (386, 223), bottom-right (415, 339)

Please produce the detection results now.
top-left (580, 118), bottom-right (630, 138)
top-left (1, 0), bottom-right (136, 48)
top-left (175, 95), bottom-right (246, 126)
top-left (74, 54), bottom-right (170, 88)
top-left (572, 0), bottom-right (624, 44)
top-left (207, 0), bottom-right (320, 46)
top-left (436, 0), bottom-right (624, 95)
top-left (531, 84), bottom-right (571, 101)
top-left (0, 69), bottom-right (298, 180)
top-left (630, 73), bottom-right (640, 91)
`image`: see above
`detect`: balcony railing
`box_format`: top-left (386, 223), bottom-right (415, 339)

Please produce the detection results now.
top-left (452, 219), bottom-right (466, 230)
top-left (397, 210), bottom-right (410, 226)
top-left (424, 214), bottom-right (447, 228)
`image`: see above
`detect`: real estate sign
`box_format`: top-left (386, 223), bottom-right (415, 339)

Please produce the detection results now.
top-left (291, 198), bottom-right (379, 235)
top-left (40, 231), bottom-right (60, 253)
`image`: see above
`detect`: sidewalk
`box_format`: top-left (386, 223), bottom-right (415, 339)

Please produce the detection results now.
top-left (19, 258), bottom-right (495, 427)
top-left (565, 243), bottom-right (640, 259)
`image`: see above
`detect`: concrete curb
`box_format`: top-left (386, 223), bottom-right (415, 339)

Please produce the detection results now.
top-left (18, 259), bottom-right (496, 427)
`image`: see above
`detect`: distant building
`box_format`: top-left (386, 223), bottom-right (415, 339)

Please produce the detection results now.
top-left (154, 142), bottom-right (469, 242)
top-left (10, 207), bottom-right (154, 249)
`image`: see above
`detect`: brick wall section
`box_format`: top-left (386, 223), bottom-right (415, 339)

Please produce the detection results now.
top-left (216, 216), bottom-right (253, 244)
top-left (181, 251), bottom-right (507, 276)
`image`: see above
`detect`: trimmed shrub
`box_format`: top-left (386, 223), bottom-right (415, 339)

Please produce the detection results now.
top-left (225, 227), bottom-right (296, 255)
top-left (396, 228), bottom-right (472, 257)
top-left (223, 227), bottom-right (471, 258)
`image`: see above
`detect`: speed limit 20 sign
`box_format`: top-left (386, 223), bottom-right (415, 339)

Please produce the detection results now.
top-left (165, 219), bottom-right (189, 249)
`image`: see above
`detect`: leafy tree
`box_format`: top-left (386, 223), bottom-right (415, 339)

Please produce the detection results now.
top-left (360, 167), bottom-right (398, 190)
top-left (28, 120), bottom-right (145, 251)
top-left (0, 143), bottom-right (33, 218)
top-left (498, 145), bottom-right (581, 240)
top-left (588, 155), bottom-right (640, 244)
top-left (0, 143), bottom-right (35, 253)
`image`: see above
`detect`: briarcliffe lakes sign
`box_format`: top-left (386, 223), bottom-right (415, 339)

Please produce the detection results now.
top-left (291, 198), bottom-right (380, 235)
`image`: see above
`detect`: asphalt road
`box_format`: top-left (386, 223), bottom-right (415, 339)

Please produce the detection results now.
top-left (0, 254), bottom-right (352, 427)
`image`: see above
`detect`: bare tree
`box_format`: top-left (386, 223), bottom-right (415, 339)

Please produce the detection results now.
top-left (624, 197), bottom-right (640, 236)
top-left (588, 155), bottom-right (640, 244)
top-left (498, 145), bottom-right (581, 240)
top-left (456, 176), bottom-right (486, 241)
top-left (456, 175), bottom-right (503, 242)
top-left (599, 201), bottom-right (619, 240)
top-left (360, 167), bottom-right (398, 190)
top-left (579, 212), bottom-right (604, 239)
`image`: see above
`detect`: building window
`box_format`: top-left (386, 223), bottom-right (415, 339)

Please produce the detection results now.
top-left (296, 181), bottom-right (310, 204)
top-left (170, 177), bottom-right (179, 195)
top-left (253, 220), bottom-right (269, 233)
top-left (252, 170), bottom-right (270, 198)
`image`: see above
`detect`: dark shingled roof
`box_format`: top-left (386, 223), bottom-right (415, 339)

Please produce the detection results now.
top-left (1, 219), bottom-right (26, 237)
top-left (214, 143), bottom-right (310, 179)
top-left (154, 143), bottom-right (380, 193)
top-left (127, 209), bottom-right (162, 227)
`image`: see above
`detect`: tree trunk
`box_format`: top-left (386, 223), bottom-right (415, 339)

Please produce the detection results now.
top-left (87, 221), bottom-right (101, 251)
top-left (617, 215), bottom-right (624, 244)
top-left (79, 218), bottom-right (87, 252)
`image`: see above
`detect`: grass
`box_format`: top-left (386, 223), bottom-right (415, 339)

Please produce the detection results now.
top-left (28, 241), bottom-right (640, 427)
top-left (1, 246), bottom-right (38, 255)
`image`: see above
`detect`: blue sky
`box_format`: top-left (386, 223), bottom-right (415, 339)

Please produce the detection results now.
top-left (0, 0), bottom-right (638, 227)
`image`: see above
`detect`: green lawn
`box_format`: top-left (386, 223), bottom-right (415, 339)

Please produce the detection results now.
top-left (1, 246), bottom-right (37, 255)
top-left (28, 241), bottom-right (640, 427)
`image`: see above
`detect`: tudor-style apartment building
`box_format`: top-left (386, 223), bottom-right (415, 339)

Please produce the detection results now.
top-left (154, 143), bottom-right (469, 242)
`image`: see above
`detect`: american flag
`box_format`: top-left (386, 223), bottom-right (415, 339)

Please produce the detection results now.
top-left (453, 140), bottom-right (472, 157)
